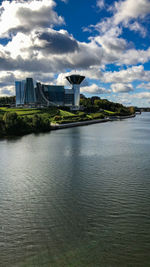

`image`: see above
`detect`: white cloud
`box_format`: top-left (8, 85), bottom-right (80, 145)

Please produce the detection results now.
top-left (81, 84), bottom-right (110, 94)
top-left (97, 0), bottom-right (105, 9)
top-left (56, 68), bottom-right (103, 86)
top-left (111, 83), bottom-right (133, 93)
top-left (113, 0), bottom-right (150, 25)
top-left (60, 0), bottom-right (68, 2)
top-left (56, 73), bottom-right (69, 86)
top-left (94, 31), bottom-right (127, 54)
top-left (103, 65), bottom-right (150, 83)
top-left (0, 85), bottom-right (14, 96)
top-left (118, 47), bottom-right (150, 65)
top-left (128, 22), bottom-right (147, 37)
top-left (0, 0), bottom-right (149, 106)
top-left (0, 0), bottom-right (64, 37)
top-left (132, 92), bottom-right (150, 99)
top-left (89, 0), bottom-right (150, 38)
top-left (137, 82), bottom-right (150, 90)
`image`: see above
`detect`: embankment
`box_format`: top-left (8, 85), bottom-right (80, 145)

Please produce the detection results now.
top-left (51, 114), bottom-right (136, 130)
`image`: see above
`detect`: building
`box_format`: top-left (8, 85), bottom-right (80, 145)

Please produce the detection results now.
top-left (35, 83), bottom-right (75, 107)
top-left (24, 78), bottom-right (36, 105)
top-left (15, 74), bottom-right (85, 109)
top-left (16, 78), bottom-right (36, 106)
top-left (15, 80), bottom-right (26, 106)
top-left (64, 89), bottom-right (74, 106)
top-left (42, 85), bottom-right (65, 106)
top-left (66, 75), bottom-right (85, 107)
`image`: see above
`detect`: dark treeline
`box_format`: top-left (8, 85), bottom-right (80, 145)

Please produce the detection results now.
top-left (0, 96), bottom-right (16, 106)
top-left (80, 96), bottom-right (135, 115)
top-left (140, 108), bottom-right (150, 112)
top-left (0, 112), bottom-right (50, 137)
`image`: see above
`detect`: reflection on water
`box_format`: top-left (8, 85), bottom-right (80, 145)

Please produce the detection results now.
top-left (0, 113), bottom-right (150, 266)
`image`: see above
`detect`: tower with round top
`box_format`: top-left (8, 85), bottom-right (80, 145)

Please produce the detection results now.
top-left (66, 74), bottom-right (85, 108)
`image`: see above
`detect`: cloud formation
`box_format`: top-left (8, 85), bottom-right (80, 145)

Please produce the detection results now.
top-left (103, 65), bottom-right (150, 83)
top-left (0, 0), bottom-right (150, 107)
top-left (113, 0), bottom-right (150, 25)
top-left (111, 83), bottom-right (133, 93)
top-left (81, 84), bottom-right (110, 94)
top-left (97, 0), bottom-right (105, 9)
top-left (93, 0), bottom-right (150, 36)
top-left (0, 0), bottom-right (64, 37)
top-left (137, 82), bottom-right (150, 90)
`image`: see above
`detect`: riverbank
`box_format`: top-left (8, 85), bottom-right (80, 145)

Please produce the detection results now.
top-left (0, 106), bottom-right (136, 138)
top-left (51, 114), bottom-right (136, 130)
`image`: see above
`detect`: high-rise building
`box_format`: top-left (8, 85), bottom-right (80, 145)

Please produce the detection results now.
top-left (15, 80), bottom-right (26, 106)
top-left (16, 78), bottom-right (36, 106)
top-left (24, 78), bottom-right (36, 104)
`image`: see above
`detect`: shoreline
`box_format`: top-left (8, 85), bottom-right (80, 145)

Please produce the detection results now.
top-left (51, 114), bottom-right (136, 130)
top-left (0, 114), bottom-right (136, 139)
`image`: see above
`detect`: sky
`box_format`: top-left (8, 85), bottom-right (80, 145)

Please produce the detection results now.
top-left (0, 0), bottom-right (150, 106)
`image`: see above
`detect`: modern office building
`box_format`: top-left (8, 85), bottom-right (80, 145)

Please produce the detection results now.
top-left (15, 80), bottom-right (26, 106)
top-left (24, 78), bottom-right (36, 105)
top-left (16, 78), bottom-right (36, 106)
top-left (42, 85), bottom-right (65, 106)
top-left (35, 83), bottom-right (74, 107)
top-left (16, 74), bottom-right (85, 109)
top-left (64, 89), bottom-right (74, 106)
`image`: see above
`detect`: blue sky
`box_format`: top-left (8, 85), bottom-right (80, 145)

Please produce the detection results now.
top-left (0, 0), bottom-right (150, 106)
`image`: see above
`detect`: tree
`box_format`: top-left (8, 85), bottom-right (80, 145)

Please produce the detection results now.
top-left (3, 112), bottom-right (21, 134)
top-left (32, 115), bottom-right (50, 132)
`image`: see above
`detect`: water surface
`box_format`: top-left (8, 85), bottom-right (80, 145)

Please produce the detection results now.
top-left (0, 113), bottom-right (150, 266)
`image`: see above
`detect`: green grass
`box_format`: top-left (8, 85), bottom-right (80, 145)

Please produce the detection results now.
top-left (0, 107), bottom-right (76, 117)
top-left (59, 109), bottom-right (75, 117)
top-left (0, 107), bottom-right (42, 116)
top-left (0, 107), bottom-right (107, 125)
top-left (104, 110), bottom-right (116, 115)
top-left (87, 112), bottom-right (104, 119)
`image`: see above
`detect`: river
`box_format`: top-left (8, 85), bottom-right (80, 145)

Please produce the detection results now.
top-left (0, 112), bottom-right (150, 266)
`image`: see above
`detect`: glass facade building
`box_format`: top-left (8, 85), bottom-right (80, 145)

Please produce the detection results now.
top-left (35, 83), bottom-right (74, 106)
top-left (15, 80), bottom-right (26, 106)
top-left (64, 89), bottom-right (74, 106)
top-left (15, 76), bottom-right (84, 108)
top-left (24, 78), bottom-right (36, 104)
top-left (42, 85), bottom-right (65, 106)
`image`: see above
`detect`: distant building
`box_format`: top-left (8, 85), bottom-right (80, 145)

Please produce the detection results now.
top-left (24, 78), bottom-right (36, 105)
top-left (64, 89), bottom-right (74, 106)
top-left (15, 74), bottom-right (85, 109)
top-left (16, 78), bottom-right (36, 106)
top-left (42, 85), bottom-right (65, 106)
top-left (15, 80), bottom-right (26, 106)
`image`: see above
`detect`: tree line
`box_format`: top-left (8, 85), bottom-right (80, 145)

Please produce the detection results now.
top-left (0, 96), bottom-right (16, 106)
top-left (0, 112), bottom-right (50, 137)
top-left (80, 96), bottom-right (135, 115)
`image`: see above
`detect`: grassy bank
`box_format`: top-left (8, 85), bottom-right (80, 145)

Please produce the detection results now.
top-left (0, 105), bottom-right (135, 138)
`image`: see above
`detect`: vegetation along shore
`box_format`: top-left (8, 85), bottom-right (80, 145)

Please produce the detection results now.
top-left (0, 96), bottom-right (135, 138)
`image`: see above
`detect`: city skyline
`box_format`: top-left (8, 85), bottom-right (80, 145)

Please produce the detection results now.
top-left (0, 0), bottom-right (150, 106)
